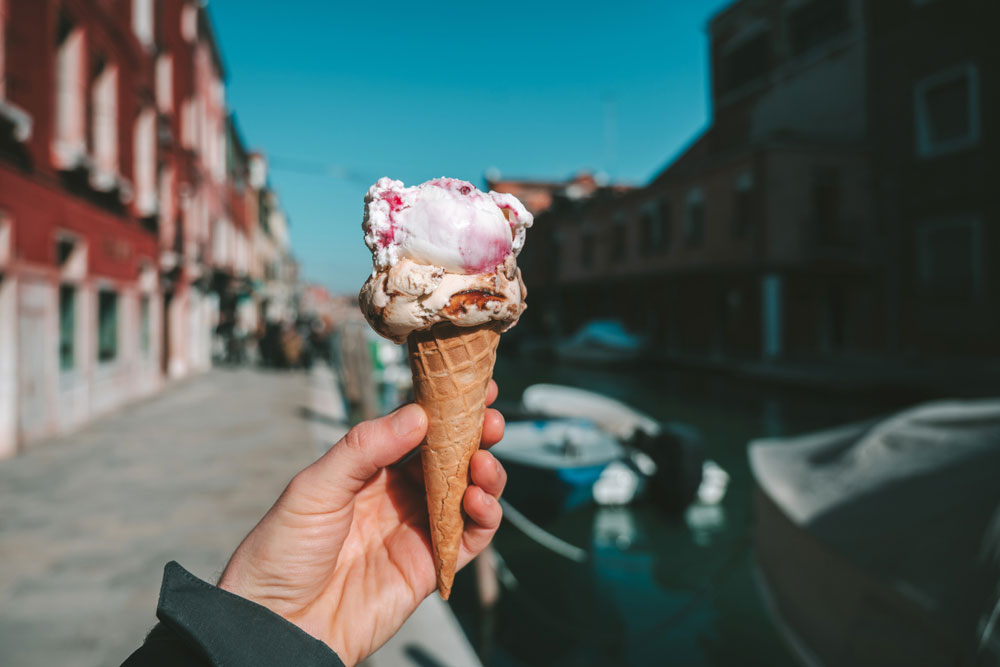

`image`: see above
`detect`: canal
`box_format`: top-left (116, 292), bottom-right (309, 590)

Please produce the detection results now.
top-left (450, 355), bottom-right (911, 666)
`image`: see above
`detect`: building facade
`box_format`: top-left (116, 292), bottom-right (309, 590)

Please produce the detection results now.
top-left (524, 0), bottom-right (879, 361)
top-left (0, 0), bottom-right (292, 458)
top-left (868, 0), bottom-right (998, 356)
top-left (522, 0), bottom-right (995, 364)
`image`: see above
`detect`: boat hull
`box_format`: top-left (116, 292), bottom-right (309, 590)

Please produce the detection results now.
top-left (752, 488), bottom-right (971, 667)
top-left (499, 459), bottom-right (608, 520)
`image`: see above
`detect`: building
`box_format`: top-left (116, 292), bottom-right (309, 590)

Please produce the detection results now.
top-left (487, 171), bottom-right (635, 339)
top-left (525, 0), bottom-right (996, 365)
top-left (247, 152), bottom-right (296, 327)
top-left (867, 0), bottom-right (998, 356)
top-left (486, 170), bottom-right (610, 217)
top-left (0, 0), bottom-right (292, 458)
top-left (525, 0), bottom-right (881, 362)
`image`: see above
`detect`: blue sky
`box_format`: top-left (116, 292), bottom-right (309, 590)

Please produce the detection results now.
top-left (208, 0), bottom-right (732, 293)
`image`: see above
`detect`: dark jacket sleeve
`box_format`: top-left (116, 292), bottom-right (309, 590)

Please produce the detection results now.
top-left (122, 561), bottom-right (344, 667)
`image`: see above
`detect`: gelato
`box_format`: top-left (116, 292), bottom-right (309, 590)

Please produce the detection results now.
top-left (358, 176), bottom-right (532, 598)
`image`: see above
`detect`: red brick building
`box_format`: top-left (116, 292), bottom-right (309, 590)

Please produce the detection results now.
top-left (487, 170), bottom-right (612, 217)
top-left (0, 0), bottom-right (292, 457)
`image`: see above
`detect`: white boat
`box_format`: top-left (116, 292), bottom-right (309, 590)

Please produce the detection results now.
top-left (493, 384), bottom-right (717, 513)
top-left (491, 418), bottom-right (639, 511)
top-left (493, 419), bottom-right (626, 470)
top-left (522, 383), bottom-right (660, 440)
top-left (749, 399), bottom-right (1000, 667)
top-left (522, 383), bottom-right (713, 511)
top-left (556, 319), bottom-right (646, 365)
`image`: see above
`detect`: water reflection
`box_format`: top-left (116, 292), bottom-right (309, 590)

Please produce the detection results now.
top-left (685, 503), bottom-right (727, 548)
top-left (451, 356), bottom-right (909, 666)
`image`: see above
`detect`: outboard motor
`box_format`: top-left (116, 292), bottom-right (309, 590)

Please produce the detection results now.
top-left (628, 423), bottom-right (705, 512)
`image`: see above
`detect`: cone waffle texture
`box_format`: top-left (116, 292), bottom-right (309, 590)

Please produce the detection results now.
top-left (407, 321), bottom-right (501, 599)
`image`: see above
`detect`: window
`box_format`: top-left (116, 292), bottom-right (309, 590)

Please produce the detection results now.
top-left (733, 170), bottom-right (755, 239)
top-left (915, 63), bottom-right (980, 157)
top-left (53, 11), bottom-right (86, 169)
top-left (657, 199), bottom-right (672, 251)
top-left (638, 209), bottom-right (655, 256)
top-left (155, 55), bottom-right (173, 112)
top-left (609, 214), bottom-right (626, 263)
top-left (721, 32), bottom-right (770, 93)
top-left (133, 107), bottom-right (157, 216)
top-left (580, 230), bottom-right (595, 269)
top-left (97, 290), bottom-right (118, 362)
top-left (140, 295), bottom-right (151, 356)
top-left (55, 236), bottom-right (75, 265)
top-left (639, 202), bottom-right (669, 256)
top-left (132, 0), bottom-right (153, 47)
top-left (812, 167), bottom-right (842, 245)
top-left (551, 229), bottom-right (564, 275)
top-left (59, 285), bottom-right (75, 370)
top-left (787, 0), bottom-right (850, 56)
top-left (159, 165), bottom-right (175, 236)
top-left (54, 233), bottom-right (86, 280)
top-left (685, 189), bottom-right (705, 246)
top-left (90, 56), bottom-right (118, 187)
top-left (0, 213), bottom-right (10, 266)
top-left (916, 217), bottom-right (983, 300)
top-left (180, 97), bottom-right (196, 149)
top-left (181, 3), bottom-right (198, 42)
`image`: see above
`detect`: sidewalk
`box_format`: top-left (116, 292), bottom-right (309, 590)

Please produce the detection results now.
top-left (0, 366), bottom-right (480, 667)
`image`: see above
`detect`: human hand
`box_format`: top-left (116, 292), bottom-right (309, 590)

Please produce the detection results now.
top-left (217, 381), bottom-right (507, 666)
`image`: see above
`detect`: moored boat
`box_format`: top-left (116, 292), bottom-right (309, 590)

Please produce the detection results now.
top-left (555, 320), bottom-right (647, 366)
top-left (491, 418), bottom-right (632, 515)
top-left (492, 384), bottom-right (712, 517)
top-left (749, 399), bottom-right (1000, 666)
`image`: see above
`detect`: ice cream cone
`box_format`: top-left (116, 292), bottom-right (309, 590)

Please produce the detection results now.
top-left (407, 321), bottom-right (502, 599)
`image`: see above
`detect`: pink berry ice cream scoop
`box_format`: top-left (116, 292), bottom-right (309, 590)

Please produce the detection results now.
top-left (360, 177), bottom-right (532, 343)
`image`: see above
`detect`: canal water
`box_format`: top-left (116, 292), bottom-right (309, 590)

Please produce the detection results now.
top-left (450, 355), bottom-right (910, 667)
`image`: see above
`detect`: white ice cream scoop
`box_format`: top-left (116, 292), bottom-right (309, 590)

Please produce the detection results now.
top-left (363, 177), bottom-right (532, 274)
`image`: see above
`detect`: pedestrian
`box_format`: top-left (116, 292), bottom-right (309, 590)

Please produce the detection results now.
top-left (121, 382), bottom-right (507, 667)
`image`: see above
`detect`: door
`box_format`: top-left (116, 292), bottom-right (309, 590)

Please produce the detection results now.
top-left (161, 289), bottom-right (173, 375)
top-left (18, 281), bottom-right (53, 441)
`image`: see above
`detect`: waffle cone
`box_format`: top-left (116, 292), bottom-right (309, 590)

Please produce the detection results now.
top-left (407, 321), bottom-right (501, 599)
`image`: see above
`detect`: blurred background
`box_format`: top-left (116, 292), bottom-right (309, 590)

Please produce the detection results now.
top-left (0, 0), bottom-right (998, 666)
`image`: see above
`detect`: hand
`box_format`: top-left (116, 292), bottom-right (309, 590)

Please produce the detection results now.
top-left (218, 381), bottom-right (507, 666)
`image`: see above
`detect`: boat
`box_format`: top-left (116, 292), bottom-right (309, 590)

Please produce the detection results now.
top-left (522, 383), bottom-right (711, 511)
top-left (491, 418), bottom-right (638, 514)
top-left (749, 399), bottom-right (1000, 667)
top-left (555, 319), bottom-right (647, 365)
top-left (492, 384), bottom-right (713, 516)
top-left (521, 383), bottom-right (659, 439)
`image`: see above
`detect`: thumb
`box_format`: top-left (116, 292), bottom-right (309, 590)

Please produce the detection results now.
top-left (288, 404), bottom-right (428, 512)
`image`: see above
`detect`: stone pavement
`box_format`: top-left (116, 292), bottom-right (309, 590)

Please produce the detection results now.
top-left (0, 368), bottom-right (328, 666)
top-left (0, 366), bottom-right (482, 667)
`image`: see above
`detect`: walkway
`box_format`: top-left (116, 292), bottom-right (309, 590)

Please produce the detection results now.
top-left (0, 366), bottom-right (480, 667)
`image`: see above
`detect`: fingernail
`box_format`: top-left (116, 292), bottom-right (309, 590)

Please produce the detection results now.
top-left (495, 457), bottom-right (502, 475)
top-left (391, 404), bottom-right (425, 437)
top-left (481, 490), bottom-right (494, 505)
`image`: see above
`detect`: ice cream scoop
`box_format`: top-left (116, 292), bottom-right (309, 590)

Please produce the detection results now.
top-left (361, 177), bottom-right (532, 343)
top-left (363, 176), bottom-right (531, 275)
top-left (358, 176), bottom-right (531, 598)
